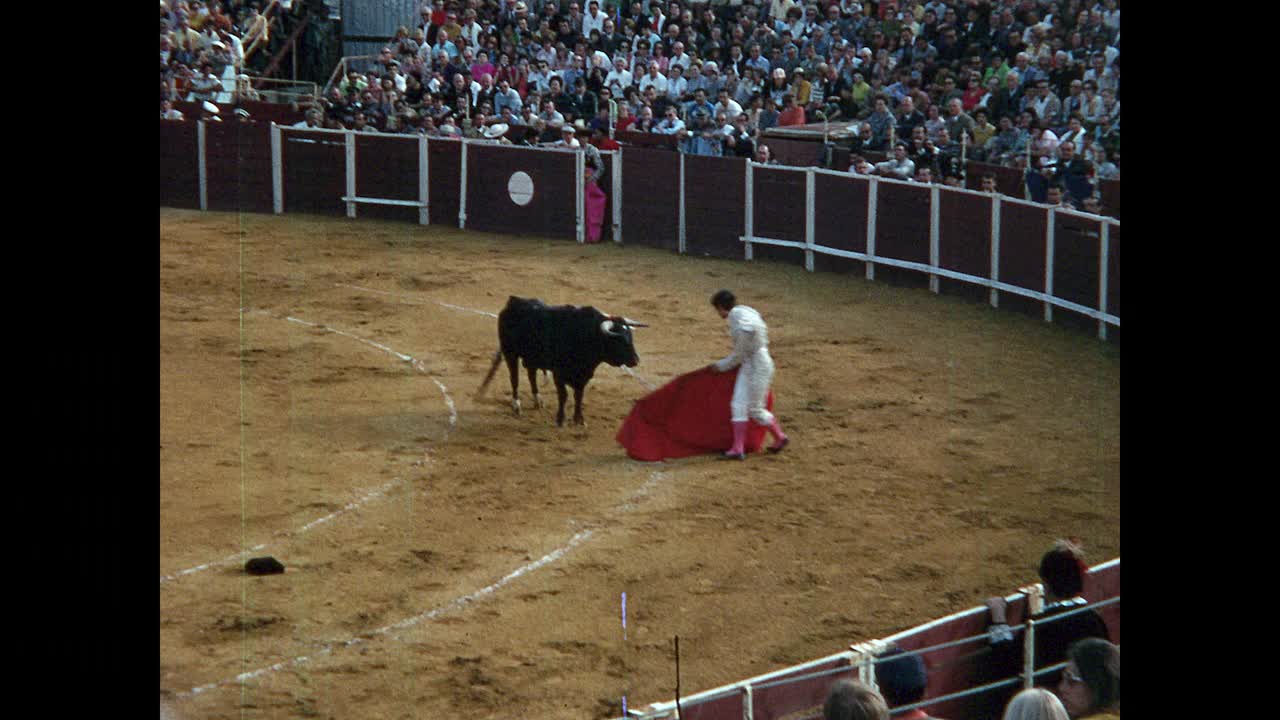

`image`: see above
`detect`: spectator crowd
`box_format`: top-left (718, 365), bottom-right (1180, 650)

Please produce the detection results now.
top-left (162, 0), bottom-right (1118, 209)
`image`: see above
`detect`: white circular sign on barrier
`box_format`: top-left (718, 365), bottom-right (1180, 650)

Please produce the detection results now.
top-left (507, 171), bottom-right (535, 206)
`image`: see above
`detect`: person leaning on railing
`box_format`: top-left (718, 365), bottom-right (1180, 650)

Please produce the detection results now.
top-left (983, 540), bottom-right (1111, 689)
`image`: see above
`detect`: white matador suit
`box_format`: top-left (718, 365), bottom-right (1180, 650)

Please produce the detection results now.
top-left (714, 305), bottom-right (776, 425)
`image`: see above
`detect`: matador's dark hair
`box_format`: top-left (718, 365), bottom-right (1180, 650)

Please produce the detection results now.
top-left (710, 289), bottom-right (736, 310)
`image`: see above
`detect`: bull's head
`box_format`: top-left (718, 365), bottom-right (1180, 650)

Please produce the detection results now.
top-left (599, 315), bottom-right (643, 368)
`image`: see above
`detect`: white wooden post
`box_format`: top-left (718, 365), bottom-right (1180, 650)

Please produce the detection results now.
top-left (612, 150), bottom-right (622, 243)
top-left (1044, 209), bottom-right (1055, 323)
top-left (678, 151), bottom-right (686, 254)
top-left (345, 130), bottom-right (357, 218)
top-left (576, 149), bottom-right (586, 243)
top-left (804, 169), bottom-right (815, 272)
top-left (418, 135), bottom-right (429, 225)
top-left (989, 195), bottom-right (1001, 308)
top-left (197, 120), bottom-right (207, 211)
top-left (1097, 221), bottom-right (1110, 341)
top-left (865, 177), bottom-right (878, 281)
top-left (744, 161), bottom-right (754, 261)
top-left (271, 123), bottom-right (283, 214)
top-left (458, 139), bottom-right (468, 228)
top-left (929, 184), bottom-right (940, 293)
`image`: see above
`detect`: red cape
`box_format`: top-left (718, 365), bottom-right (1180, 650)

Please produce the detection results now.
top-left (615, 366), bottom-right (774, 461)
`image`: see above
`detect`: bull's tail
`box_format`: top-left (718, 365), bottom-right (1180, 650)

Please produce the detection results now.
top-left (475, 349), bottom-right (503, 399)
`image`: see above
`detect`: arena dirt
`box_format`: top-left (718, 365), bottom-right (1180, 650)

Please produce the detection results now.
top-left (159, 208), bottom-right (1120, 720)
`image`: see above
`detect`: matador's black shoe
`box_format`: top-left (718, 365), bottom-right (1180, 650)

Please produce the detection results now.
top-left (766, 436), bottom-right (790, 454)
top-left (720, 450), bottom-right (745, 460)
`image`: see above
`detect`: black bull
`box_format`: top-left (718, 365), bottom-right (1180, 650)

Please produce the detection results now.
top-left (476, 296), bottom-right (646, 426)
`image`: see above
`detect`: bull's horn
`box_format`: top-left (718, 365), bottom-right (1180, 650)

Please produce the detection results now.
top-left (621, 316), bottom-right (648, 328)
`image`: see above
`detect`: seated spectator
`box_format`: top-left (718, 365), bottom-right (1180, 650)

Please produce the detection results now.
top-left (848, 155), bottom-right (875, 175)
top-left (554, 123), bottom-right (581, 147)
top-left (1042, 140), bottom-right (1094, 207)
top-left (1043, 184), bottom-right (1071, 209)
top-left (755, 96), bottom-right (780, 133)
top-left (969, 108), bottom-right (997, 154)
top-left (684, 109), bottom-right (722, 155)
top-left (232, 73), bottom-right (260, 103)
top-left (724, 113), bottom-right (755, 158)
top-left (1056, 639), bottom-right (1119, 720)
top-left (979, 173), bottom-right (999, 194)
top-left (865, 95), bottom-right (895, 147)
top-left (1001, 688), bottom-right (1070, 720)
top-left (874, 143), bottom-right (915, 180)
top-left (874, 645), bottom-right (945, 719)
top-left (1092, 147), bottom-right (1119, 181)
top-left (292, 108), bottom-right (324, 129)
top-left (754, 144), bottom-right (776, 165)
top-left (923, 103), bottom-right (946, 143)
top-left (895, 95), bottom-right (926, 140)
top-left (823, 678), bottom-right (889, 720)
top-left (161, 98), bottom-right (184, 120)
top-left (187, 62), bottom-right (223, 102)
top-left (847, 122), bottom-right (882, 155)
top-left (984, 114), bottom-right (1027, 165)
top-left (654, 105), bottom-right (686, 134)
top-left (590, 125), bottom-right (620, 151)
top-left (982, 539), bottom-right (1111, 714)
top-left (776, 93), bottom-right (807, 126)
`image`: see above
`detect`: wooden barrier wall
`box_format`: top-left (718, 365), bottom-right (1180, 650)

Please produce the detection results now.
top-left (159, 122), bottom-right (1118, 339)
top-left (159, 121), bottom-right (200, 209)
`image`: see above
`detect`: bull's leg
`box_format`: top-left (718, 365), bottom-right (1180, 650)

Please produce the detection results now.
top-left (505, 352), bottom-right (522, 415)
top-left (571, 383), bottom-right (587, 426)
top-left (554, 376), bottom-right (569, 427)
top-left (527, 366), bottom-right (542, 409)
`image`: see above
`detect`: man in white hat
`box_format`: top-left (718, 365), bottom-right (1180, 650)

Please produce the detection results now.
top-left (232, 73), bottom-right (260, 103)
top-left (482, 121), bottom-right (509, 140)
top-left (200, 100), bottom-right (223, 122)
top-left (554, 123), bottom-right (581, 148)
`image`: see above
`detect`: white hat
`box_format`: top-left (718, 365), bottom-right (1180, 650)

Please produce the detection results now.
top-left (202, 101), bottom-right (220, 114)
top-left (483, 122), bottom-right (510, 138)
top-left (560, 123), bottom-right (576, 133)
top-left (211, 40), bottom-right (226, 49)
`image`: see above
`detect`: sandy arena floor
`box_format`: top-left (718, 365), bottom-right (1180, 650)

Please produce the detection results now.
top-left (159, 207), bottom-right (1120, 720)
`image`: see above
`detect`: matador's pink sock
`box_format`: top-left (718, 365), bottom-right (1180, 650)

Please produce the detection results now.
top-left (727, 421), bottom-right (748, 455)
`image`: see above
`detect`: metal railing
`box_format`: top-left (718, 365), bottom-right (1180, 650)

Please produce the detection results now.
top-left (627, 577), bottom-right (1119, 720)
top-left (323, 55), bottom-right (384, 98)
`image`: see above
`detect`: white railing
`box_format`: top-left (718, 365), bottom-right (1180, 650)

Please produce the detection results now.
top-left (730, 161), bottom-right (1119, 341)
